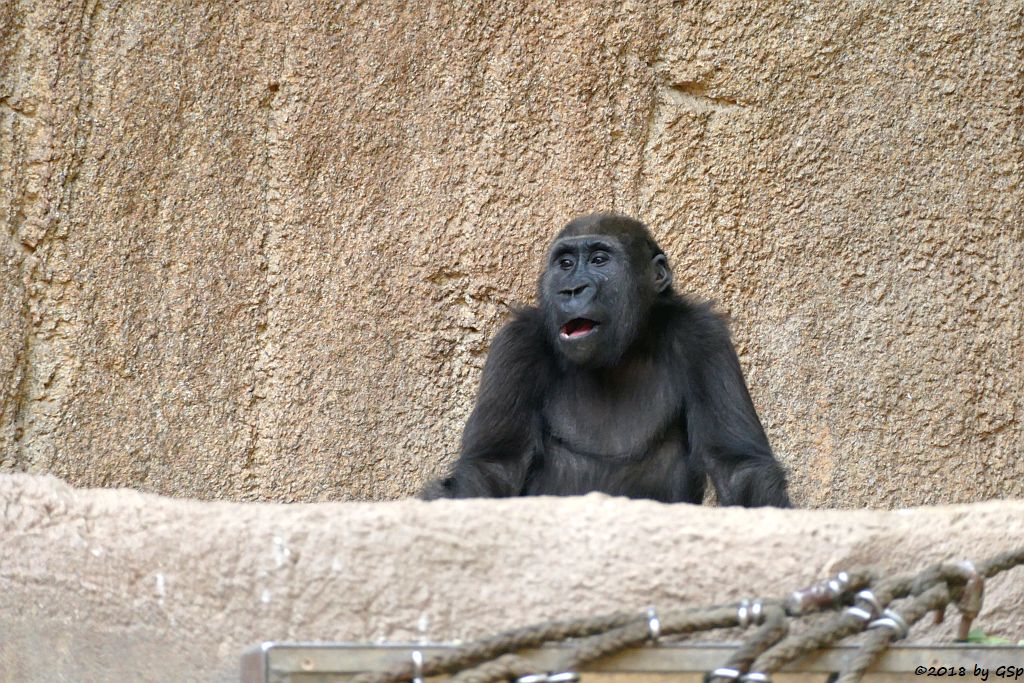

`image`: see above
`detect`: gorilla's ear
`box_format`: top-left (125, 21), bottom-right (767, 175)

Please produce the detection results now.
top-left (652, 253), bottom-right (672, 293)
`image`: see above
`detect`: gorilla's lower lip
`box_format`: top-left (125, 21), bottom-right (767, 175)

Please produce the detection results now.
top-left (560, 318), bottom-right (599, 339)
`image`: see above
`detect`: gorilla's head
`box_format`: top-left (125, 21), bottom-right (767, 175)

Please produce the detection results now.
top-left (538, 213), bottom-right (673, 367)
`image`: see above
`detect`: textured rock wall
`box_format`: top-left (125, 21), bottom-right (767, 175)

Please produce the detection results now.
top-left (1, 2), bottom-right (1021, 505)
top-left (2, 475), bottom-right (1024, 683)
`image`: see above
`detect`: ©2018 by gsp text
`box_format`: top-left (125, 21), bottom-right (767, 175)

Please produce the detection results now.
top-left (915, 665), bottom-right (1024, 680)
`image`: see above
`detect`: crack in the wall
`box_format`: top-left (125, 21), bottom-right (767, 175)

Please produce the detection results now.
top-left (662, 80), bottom-right (744, 114)
top-left (1, 147), bottom-right (38, 262)
top-left (243, 1), bottom-right (292, 500)
top-left (637, 89), bottom-right (659, 213)
top-left (242, 109), bottom-right (278, 499)
top-left (635, 52), bottom-right (667, 212)
top-left (9, 0), bottom-right (107, 470)
top-left (642, 77), bottom-right (744, 167)
top-left (1, 1), bottom-right (47, 467)
top-left (0, 281), bottom-right (32, 470)
top-left (54, 0), bottom-right (104, 231)
top-left (638, 52), bottom-right (749, 221)
top-left (2, 7), bottom-right (47, 260)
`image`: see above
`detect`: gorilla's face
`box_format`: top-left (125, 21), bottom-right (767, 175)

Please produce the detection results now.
top-left (539, 223), bottom-right (672, 367)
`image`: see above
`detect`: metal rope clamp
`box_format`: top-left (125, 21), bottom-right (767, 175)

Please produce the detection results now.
top-left (516, 674), bottom-right (580, 683)
top-left (737, 599), bottom-right (766, 629)
top-left (707, 668), bottom-right (770, 683)
top-left (844, 589), bottom-right (883, 624)
top-left (787, 570), bottom-right (851, 615)
top-left (410, 650), bottom-right (424, 683)
top-left (646, 606), bottom-right (661, 643)
top-left (707, 667), bottom-right (741, 681)
top-left (868, 609), bottom-right (910, 640)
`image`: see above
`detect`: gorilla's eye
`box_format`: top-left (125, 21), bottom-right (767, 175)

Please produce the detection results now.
top-left (590, 252), bottom-right (609, 266)
top-left (558, 257), bottom-right (574, 270)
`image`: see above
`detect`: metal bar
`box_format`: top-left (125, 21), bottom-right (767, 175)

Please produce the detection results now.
top-left (241, 642), bottom-right (1024, 683)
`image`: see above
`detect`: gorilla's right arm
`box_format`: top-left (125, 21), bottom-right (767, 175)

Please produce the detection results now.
top-left (420, 309), bottom-right (551, 499)
top-left (681, 309), bottom-right (791, 508)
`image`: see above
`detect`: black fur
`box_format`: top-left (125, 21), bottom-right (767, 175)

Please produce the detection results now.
top-left (423, 214), bottom-right (790, 507)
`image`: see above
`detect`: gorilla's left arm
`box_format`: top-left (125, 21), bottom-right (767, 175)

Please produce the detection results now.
top-left (420, 308), bottom-right (551, 499)
top-left (683, 315), bottom-right (792, 508)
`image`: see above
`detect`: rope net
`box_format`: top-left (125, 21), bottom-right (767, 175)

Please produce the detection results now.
top-left (350, 547), bottom-right (1024, 683)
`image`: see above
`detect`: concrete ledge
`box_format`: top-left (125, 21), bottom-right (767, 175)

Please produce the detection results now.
top-left (1, 475), bottom-right (1022, 682)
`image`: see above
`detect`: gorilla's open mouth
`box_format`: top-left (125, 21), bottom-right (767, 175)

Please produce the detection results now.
top-left (560, 318), bottom-right (599, 339)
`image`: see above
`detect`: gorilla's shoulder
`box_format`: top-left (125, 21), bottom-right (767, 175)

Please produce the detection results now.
top-left (487, 306), bottom-right (552, 360)
top-left (503, 305), bottom-right (546, 333)
top-left (654, 295), bottom-right (734, 352)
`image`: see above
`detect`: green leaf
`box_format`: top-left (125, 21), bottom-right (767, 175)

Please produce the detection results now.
top-left (966, 628), bottom-right (1014, 645)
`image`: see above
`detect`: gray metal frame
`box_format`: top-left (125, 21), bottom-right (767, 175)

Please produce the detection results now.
top-left (241, 642), bottom-right (1024, 683)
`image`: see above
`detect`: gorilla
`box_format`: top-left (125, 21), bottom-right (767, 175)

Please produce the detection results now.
top-left (423, 213), bottom-right (790, 507)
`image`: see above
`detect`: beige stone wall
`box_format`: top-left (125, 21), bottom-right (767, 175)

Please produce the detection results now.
top-left (2, 475), bottom-right (1024, 682)
top-left (1, 2), bottom-right (1021, 505)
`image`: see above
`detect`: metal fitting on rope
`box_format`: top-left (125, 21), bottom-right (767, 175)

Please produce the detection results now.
top-left (828, 572), bottom-right (851, 597)
top-left (868, 609), bottom-right (910, 640)
top-left (410, 650), bottom-right (424, 683)
top-left (737, 599), bottom-right (765, 628)
top-left (707, 667), bottom-right (741, 681)
top-left (844, 606), bottom-right (873, 623)
top-left (854, 590), bottom-right (883, 618)
top-left (787, 570), bottom-right (852, 614)
top-left (952, 560), bottom-right (985, 641)
top-left (646, 607), bottom-right (661, 642)
top-left (845, 588), bottom-right (884, 622)
top-left (740, 672), bottom-right (772, 683)
top-left (515, 673), bottom-right (580, 683)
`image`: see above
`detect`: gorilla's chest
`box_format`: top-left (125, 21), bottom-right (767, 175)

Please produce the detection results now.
top-left (540, 362), bottom-right (683, 460)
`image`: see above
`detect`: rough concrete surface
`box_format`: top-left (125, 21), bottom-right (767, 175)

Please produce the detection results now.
top-left (1, 2), bottom-right (1022, 506)
top-left (1, 475), bottom-right (1024, 682)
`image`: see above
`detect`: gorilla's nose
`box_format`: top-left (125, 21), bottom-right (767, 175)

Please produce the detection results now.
top-left (560, 283), bottom-right (590, 299)
top-left (558, 283), bottom-right (595, 314)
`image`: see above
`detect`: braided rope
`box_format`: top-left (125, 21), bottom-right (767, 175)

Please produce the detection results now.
top-left (350, 548), bottom-right (1024, 683)
top-left (835, 584), bottom-right (951, 683)
top-left (707, 605), bottom-right (789, 683)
